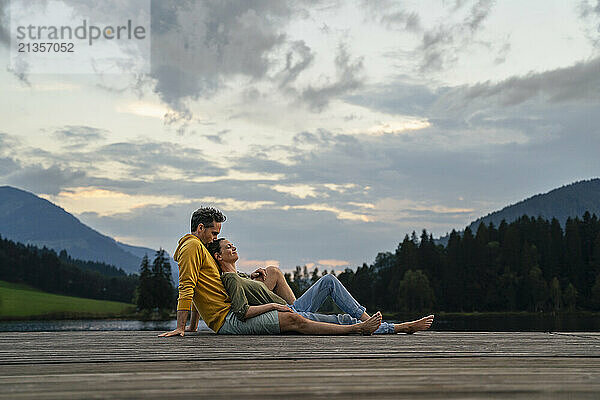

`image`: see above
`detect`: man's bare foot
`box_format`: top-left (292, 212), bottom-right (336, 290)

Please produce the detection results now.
top-left (395, 314), bottom-right (434, 334)
top-left (357, 311), bottom-right (382, 335)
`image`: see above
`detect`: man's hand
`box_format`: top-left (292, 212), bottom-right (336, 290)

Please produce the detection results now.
top-left (158, 327), bottom-right (185, 337)
top-left (158, 310), bottom-right (189, 337)
top-left (250, 267), bottom-right (268, 281)
top-left (271, 303), bottom-right (292, 312)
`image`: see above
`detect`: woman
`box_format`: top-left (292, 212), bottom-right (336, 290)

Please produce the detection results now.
top-left (207, 238), bottom-right (433, 335)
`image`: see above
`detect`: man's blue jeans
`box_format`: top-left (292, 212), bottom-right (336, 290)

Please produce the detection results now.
top-left (289, 274), bottom-right (394, 334)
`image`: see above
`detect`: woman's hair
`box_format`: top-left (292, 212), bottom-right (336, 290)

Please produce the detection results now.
top-left (206, 238), bottom-right (226, 262)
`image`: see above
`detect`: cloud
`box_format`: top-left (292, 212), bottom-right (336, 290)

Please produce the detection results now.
top-left (346, 80), bottom-right (444, 115)
top-left (323, 183), bottom-right (357, 193)
top-left (8, 53), bottom-right (594, 237)
top-left (149, 0), bottom-right (294, 116)
top-left (94, 141), bottom-right (228, 179)
top-left (53, 126), bottom-right (108, 147)
top-left (380, 10), bottom-right (422, 32)
top-left (360, 119), bottom-right (431, 136)
top-left (284, 203), bottom-right (370, 222)
top-left (369, 198), bottom-right (475, 224)
top-left (0, 0), bottom-right (9, 46)
top-left (77, 202), bottom-right (193, 252)
top-left (579, 0), bottom-right (600, 48)
top-left (579, 0), bottom-right (600, 17)
top-left (271, 184), bottom-right (318, 199)
top-left (317, 259), bottom-right (350, 267)
top-left (237, 258), bottom-right (280, 270)
top-left (298, 44), bottom-right (365, 112)
top-left (231, 82), bottom-right (600, 228)
top-left (277, 40), bottom-right (315, 88)
top-left (42, 188), bottom-right (185, 216)
top-left (205, 129), bottom-right (230, 144)
top-left (0, 132), bottom-right (20, 152)
top-left (348, 57), bottom-right (600, 128)
top-left (360, 0), bottom-right (422, 32)
top-left (5, 164), bottom-right (87, 195)
top-left (494, 41), bottom-right (511, 64)
top-left (436, 57), bottom-right (600, 113)
top-left (116, 101), bottom-right (171, 119)
top-left (195, 197), bottom-right (275, 211)
top-left (419, 0), bottom-right (495, 72)
top-left (0, 157), bottom-right (19, 176)
top-left (13, 82), bottom-right (81, 91)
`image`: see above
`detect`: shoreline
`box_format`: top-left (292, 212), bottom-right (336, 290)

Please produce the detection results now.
top-left (0, 311), bottom-right (175, 322)
top-left (3, 310), bottom-right (600, 322)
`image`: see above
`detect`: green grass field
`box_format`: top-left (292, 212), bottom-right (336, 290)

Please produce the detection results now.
top-left (0, 280), bottom-right (135, 319)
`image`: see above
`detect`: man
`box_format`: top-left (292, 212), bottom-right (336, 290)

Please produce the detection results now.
top-left (159, 207), bottom-right (228, 336)
top-left (159, 206), bottom-right (382, 336)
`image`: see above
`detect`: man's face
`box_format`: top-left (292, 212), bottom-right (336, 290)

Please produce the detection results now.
top-left (196, 222), bottom-right (221, 245)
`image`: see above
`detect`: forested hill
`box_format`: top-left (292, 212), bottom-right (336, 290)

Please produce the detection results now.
top-left (0, 186), bottom-right (165, 276)
top-left (309, 212), bottom-right (600, 313)
top-left (468, 179), bottom-right (600, 231)
top-left (0, 235), bottom-right (138, 303)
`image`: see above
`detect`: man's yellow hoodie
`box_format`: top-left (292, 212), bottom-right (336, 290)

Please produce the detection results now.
top-left (174, 234), bottom-right (231, 332)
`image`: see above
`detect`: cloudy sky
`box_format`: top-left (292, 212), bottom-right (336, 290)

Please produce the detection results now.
top-left (1, 0), bottom-right (599, 273)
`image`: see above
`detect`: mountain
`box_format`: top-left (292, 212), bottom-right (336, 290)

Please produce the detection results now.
top-left (0, 186), bottom-right (174, 280)
top-left (437, 178), bottom-right (600, 244)
top-left (467, 179), bottom-right (600, 230)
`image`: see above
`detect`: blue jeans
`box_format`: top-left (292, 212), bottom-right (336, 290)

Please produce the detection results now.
top-left (289, 274), bottom-right (395, 334)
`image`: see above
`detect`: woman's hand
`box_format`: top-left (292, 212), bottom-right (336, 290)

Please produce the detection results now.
top-left (270, 303), bottom-right (292, 312)
top-left (250, 267), bottom-right (268, 281)
top-left (245, 303), bottom-right (292, 319)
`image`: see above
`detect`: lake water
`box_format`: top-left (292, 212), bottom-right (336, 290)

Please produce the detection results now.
top-left (430, 312), bottom-right (600, 332)
top-left (1, 313), bottom-right (599, 332)
top-left (0, 319), bottom-right (210, 332)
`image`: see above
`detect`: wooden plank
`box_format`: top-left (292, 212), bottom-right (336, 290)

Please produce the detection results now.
top-left (1, 358), bottom-right (599, 399)
top-left (1, 331), bottom-right (599, 364)
top-left (0, 332), bottom-right (599, 399)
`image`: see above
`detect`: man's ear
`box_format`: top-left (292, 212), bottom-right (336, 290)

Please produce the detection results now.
top-left (195, 223), bottom-right (204, 233)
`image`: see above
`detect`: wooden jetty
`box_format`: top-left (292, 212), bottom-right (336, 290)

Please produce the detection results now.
top-left (1, 331), bottom-right (600, 398)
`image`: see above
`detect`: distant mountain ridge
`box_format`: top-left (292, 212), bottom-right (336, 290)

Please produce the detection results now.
top-left (467, 179), bottom-right (600, 230)
top-left (437, 178), bottom-right (600, 244)
top-left (0, 186), bottom-right (172, 279)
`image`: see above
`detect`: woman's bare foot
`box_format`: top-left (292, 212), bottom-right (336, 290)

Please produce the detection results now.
top-left (357, 311), bottom-right (382, 335)
top-left (395, 314), bottom-right (434, 334)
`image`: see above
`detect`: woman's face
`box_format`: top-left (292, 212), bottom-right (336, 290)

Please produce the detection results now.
top-left (218, 239), bottom-right (239, 263)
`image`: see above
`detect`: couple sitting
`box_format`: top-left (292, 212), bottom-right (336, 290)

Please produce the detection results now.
top-left (160, 207), bottom-right (433, 337)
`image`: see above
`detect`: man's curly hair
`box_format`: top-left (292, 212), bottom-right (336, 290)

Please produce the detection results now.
top-left (190, 207), bottom-right (226, 232)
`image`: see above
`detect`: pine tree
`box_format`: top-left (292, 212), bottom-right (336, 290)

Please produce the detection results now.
top-left (136, 255), bottom-right (153, 311)
top-left (151, 249), bottom-right (175, 310)
top-left (563, 283), bottom-right (578, 311)
top-left (550, 277), bottom-right (561, 312)
top-left (284, 272), bottom-right (301, 297)
top-left (590, 274), bottom-right (600, 311)
top-left (526, 265), bottom-right (548, 312)
top-left (311, 267), bottom-right (320, 284)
